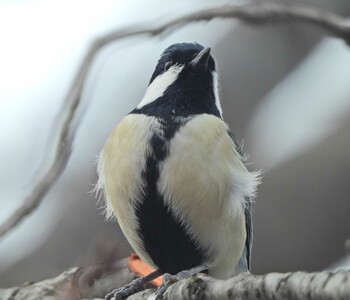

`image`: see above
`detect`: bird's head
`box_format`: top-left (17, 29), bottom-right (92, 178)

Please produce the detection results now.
top-left (135, 43), bottom-right (222, 119)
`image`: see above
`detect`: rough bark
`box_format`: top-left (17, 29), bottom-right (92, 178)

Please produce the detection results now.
top-left (1, 258), bottom-right (349, 300)
top-left (0, 259), bottom-right (134, 300)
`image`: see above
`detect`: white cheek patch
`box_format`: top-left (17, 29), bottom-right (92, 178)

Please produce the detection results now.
top-left (137, 64), bottom-right (184, 109)
top-left (212, 72), bottom-right (223, 118)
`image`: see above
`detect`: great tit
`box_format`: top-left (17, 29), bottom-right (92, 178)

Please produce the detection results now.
top-left (97, 42), bottom-right (260, 299)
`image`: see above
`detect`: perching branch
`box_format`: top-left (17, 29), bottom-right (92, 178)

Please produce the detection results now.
top-left (1, 2), bottom-right (350, 240)
top-left (1, 258), bottom-right (350, 300)
top-left (130, 270), bottom-right (350, 300)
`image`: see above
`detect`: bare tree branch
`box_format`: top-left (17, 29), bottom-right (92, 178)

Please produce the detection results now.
top-left (129, 270), bottom-right (350, 300)
top-left (0, 259), bottom-right (135, 300)
top-left (1, 258), bottom-right (350, 300)
top-left (1, 2), bottom-right (350, 240)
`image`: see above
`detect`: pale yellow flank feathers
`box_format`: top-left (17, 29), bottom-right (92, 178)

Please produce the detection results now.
top-left (97, 114), bottom-right (162, 268)
top-left (158, 114), bottom-right (259, 278)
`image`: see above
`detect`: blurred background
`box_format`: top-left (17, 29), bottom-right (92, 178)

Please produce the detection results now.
top-left (1, 0), bottom-right (350, 287)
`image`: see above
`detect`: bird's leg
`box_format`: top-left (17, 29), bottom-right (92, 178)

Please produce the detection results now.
top-left (155, 265), bottom-right (208, 299)
top-left (105, 269), bottom-right (163, 300)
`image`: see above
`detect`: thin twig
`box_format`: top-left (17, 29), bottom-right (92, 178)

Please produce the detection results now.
top-left (1, 2), bottom-right (350, 240)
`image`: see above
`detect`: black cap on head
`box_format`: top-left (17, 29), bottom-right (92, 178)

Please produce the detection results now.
top-left (149, 43), bottom-right (215, 84)
top-left (132, 42), bottom-right (222, 120)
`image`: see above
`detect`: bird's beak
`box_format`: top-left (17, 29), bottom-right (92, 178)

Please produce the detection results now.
top-left (190, 47), bottom-right (211, 69)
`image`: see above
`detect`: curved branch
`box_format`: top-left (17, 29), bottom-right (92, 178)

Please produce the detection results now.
top-left (1, 2), bottom-right (350, 240)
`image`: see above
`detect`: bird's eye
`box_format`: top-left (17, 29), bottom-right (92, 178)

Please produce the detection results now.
top-left (164, 60), bottom-right (172, 71)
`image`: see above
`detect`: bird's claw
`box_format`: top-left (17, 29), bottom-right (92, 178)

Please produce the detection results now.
top-left (105, 279), bottom-right (144, 300)
top-left (155, 271), bottom-right (191, 299)
top-left (155, 266), bottom-right (207, 299)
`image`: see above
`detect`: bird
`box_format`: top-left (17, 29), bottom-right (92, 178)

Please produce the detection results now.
top-left (96, 42), bottom-right (260, 299)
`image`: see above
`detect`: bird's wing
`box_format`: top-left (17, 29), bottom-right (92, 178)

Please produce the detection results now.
top-left (243, 196), bottom-right (253, 270)
top-left (227, 130), bottom-right (253, 272)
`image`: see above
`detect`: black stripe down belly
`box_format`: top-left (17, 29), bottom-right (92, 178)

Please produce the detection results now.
top-left (135, 119), bottom-right (207, 274)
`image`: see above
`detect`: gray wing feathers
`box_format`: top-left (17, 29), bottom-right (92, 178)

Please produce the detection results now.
top-left (228, 130), bottom-right (253, 273)
top-left (244, 196), bottom-right (253, 271)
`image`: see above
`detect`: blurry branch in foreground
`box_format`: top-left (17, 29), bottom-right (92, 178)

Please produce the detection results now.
top-left (1, 2), bottom-right (350, 241)
top-left (0, 259), bottom-right (134, 300)
top-left (0, 259), bottom-right (350, 300)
